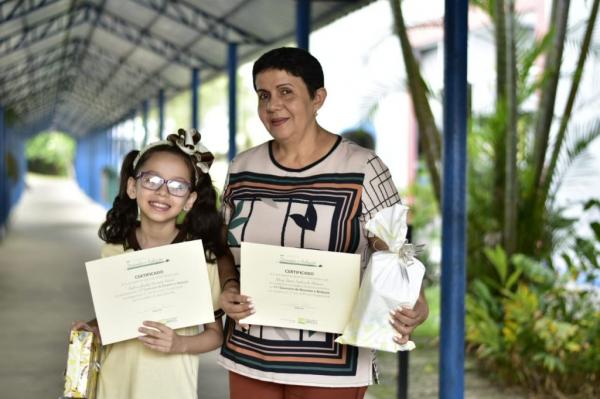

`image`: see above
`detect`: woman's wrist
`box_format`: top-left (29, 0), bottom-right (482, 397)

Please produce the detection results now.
top-left (221, 277), bottom-right (240, 291)
top-left (371, 237), bottom-right (387, 251)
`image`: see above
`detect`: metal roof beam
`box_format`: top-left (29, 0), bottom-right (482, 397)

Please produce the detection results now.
top-left (82, 39), bottom-right (177, 90)
top-left (87, 4), bottom-right (220, 70)
top-left (0, 56), bottom-right (132, 106)
top-left (0, 0), bottom-right (63, 24)
top-left (10, 79), bottom-right (119, 120)
top-left (0, 38), bottom-right (79, 79)
top-left (9, 81), bottom-right (67, 115)
top-left (1, 55), bottom-right (72, 96)
top-left (0, 35), bottom-right (176, 95)
top-left (9, 72), bottom-right (118, 116)
top-left (13, 86), bottom-right (116, 131)
top-left (4, 71), bottom-right (73, 106)
top-left (11, 87), bottom-right (59, 118)
top-left (130, 0), bottom-right (267, 45)
top-left (0, 4), bottom-right (87, 59)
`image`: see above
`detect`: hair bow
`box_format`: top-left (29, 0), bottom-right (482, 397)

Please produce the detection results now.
top-left (133, 128), bottom-right (214, 184)
top-left (166, 128), bottom-right (214, 176)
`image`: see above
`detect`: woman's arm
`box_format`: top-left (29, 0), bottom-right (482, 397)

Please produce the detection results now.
top-left (217, 227), bottom-right (254, 327)
top-left (138, 319), bottom-right (224, 354)
top-left (389, 287), bottom-right (429, 344)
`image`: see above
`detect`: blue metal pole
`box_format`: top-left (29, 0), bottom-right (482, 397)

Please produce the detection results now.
top-left (440, 1), bottom-right (468, 398)
top-left (79, 138), bottom-right (88, 193)
top-left (192, 67), bottom-right (200, 130)
top-left (128, 110), bottom-right (136, 151)
top-left (228, 42), bottom-right (238, 161)
top-left (158, 89), bottom-right (165, 139)
top-left (142, 99), bottom-right (149, 146)
top-left (75, 138), bottom-right (82, 189)
top-left (296, 0), bottom-right (311, 50)
top-left (0, 105), bottom-right (6, 229)
top-left (91, 133), bottom-right (99, 202)
top-left (15, 135), bottom-right (26, 204)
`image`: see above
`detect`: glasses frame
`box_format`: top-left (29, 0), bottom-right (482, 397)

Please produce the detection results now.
top-left (135, 171), bottom-right (192, 197)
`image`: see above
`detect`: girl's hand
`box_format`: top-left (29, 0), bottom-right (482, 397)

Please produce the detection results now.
top-left (388, 290), bottom-right (429, 345)
top-left (71, 320), bottom-right (102, 344)
top-left (138, 321), bottom-right (184, 353)
top-left (219, 286), bottom-right (254, 330)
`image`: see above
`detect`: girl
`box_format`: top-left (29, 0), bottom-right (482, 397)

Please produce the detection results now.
top-left (73, 128), bottom-right (227, 399)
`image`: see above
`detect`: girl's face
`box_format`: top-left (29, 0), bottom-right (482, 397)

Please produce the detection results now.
top-left (126, 151), bottom-right (197, 225)
top-left (255, 69), bottom-right (326, 143)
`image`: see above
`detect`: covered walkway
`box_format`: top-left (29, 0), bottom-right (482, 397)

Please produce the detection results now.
top-left (0, 174), bottom-right (228, 398)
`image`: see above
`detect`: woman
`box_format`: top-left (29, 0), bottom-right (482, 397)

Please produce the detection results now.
top-left (218, 47), bottom-right (429, 399)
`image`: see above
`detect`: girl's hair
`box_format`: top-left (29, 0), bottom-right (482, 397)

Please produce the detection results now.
top-left (252, 47), bottom-right (324, 99)
top-left (98, 142), bottom-right (226, 262)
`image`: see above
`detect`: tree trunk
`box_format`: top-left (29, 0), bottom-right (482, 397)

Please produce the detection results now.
top-left (531, 0), bottom-right (570, 197)
top-left (389, 0), bottom-right (442, 206)
top-left (504, 0), bottom-right (518, 256)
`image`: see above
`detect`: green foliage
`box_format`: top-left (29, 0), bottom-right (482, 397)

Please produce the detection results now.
top-left (25, 131), bottom-right (75, 176)
top-left (467, 232), bottom-right (600, 396)
top-left (403, 164), bottom-right (441, 284)
top-left (392, 0), bottom-right (600, 395)
top-left (412, 285), bottom-right (440, 339)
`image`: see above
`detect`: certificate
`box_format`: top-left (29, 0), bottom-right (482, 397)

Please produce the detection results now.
top-left (240, 242), bottom-right (360, 333)
top-left (85, 240), bottom-right (215, 345)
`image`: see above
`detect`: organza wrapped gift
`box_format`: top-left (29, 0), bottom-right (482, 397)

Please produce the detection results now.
top-left (336, 204), bottom-right (425, 352)
top-left (63, 330), bottom-right (101, 399)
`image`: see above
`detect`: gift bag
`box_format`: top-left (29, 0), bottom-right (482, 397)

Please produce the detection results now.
top-left (336, 204), bottom-right (425, 352)
top-left (63, 330), bottom-right (102, 399)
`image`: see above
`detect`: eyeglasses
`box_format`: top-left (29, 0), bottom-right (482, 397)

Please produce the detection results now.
top-left (135, 172), bottom-right (192, 197)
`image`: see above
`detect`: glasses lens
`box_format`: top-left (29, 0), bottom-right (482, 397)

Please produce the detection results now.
top-left (140, 174), bottom-right (164, 190)
top-left (166, 180), bottom-right (190, 197)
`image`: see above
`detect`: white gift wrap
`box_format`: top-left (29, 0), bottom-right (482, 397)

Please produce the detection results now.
top-left (336, 204), bottom-right (425, 352)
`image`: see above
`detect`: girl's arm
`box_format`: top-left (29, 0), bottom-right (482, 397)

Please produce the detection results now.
top-left (138, 318), bottom-right (223, 354)
top-left (71, 318), bottom-right (102, 343)
top-left (217, 227), bottom-right (254, 326)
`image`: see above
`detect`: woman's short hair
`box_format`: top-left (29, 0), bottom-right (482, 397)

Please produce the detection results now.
top-left (252, 47), bottom-right (324, 98)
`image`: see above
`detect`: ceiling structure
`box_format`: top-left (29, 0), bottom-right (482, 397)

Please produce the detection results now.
top-left (0, 0), bottom-right (374, 137)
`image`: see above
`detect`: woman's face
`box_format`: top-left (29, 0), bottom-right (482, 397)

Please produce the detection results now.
top-left (255, 68), bottom-right (325, 142)
top-left (127, 151), bottom-right (197, 224)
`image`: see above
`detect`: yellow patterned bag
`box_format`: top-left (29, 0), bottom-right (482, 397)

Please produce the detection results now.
top-left (63, 330), bottom-right (101, 399)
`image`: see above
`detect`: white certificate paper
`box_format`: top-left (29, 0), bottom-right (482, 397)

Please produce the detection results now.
top-left (240, 242), bottom-right (360, 334)
top-left (85, 240), bottom-right (215, 345)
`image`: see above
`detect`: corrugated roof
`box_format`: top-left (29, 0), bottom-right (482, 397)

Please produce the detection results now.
top-left (0, 0), bottom-right (374, 136)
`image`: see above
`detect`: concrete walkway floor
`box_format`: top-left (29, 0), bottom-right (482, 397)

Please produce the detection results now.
top-left (0, 175), bottom-right (228, 399)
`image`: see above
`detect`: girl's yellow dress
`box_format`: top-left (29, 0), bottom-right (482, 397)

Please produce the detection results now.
top-left (96, 243), bottom-right (221, 399)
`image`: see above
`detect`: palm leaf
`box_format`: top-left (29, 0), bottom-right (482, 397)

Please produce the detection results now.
top-left (548, 118), bottom-right (600, 196)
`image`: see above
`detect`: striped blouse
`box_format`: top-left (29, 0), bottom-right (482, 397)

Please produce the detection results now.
top-left (217, 136), bottom-right (401, 387)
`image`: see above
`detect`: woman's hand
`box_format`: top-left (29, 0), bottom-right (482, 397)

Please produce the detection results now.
top-left (138, 321), bottom-right (186, 353)
top-left (71, 320), bottom-right (102, 343)
top-left (388, 288), bottom-right (429, 345)
top-left (219, 284), bottom-right (254, 330)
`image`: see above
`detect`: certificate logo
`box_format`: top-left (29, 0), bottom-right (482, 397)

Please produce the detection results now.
top-left (126, 257), bottom-right (170, 270)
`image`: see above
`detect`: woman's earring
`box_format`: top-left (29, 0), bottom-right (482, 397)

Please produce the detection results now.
top-left (183, 206), bottom-right (190, 212)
